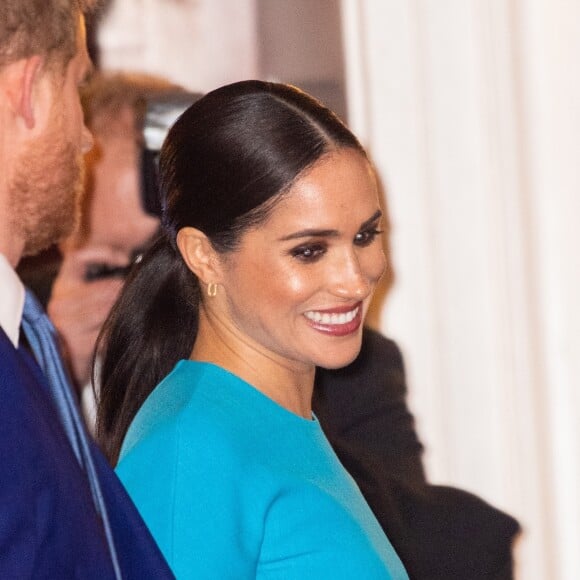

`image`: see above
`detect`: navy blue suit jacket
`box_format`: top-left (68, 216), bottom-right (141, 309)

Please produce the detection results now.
top-left (0, 328), bottom-right (173, 578)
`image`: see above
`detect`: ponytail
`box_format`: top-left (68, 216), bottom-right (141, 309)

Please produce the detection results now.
top-left (95, 236), bottom-right (199, 465)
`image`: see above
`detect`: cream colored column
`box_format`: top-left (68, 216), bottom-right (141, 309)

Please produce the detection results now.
top-left (341, 1), bottom-right (580, 578)
top-left (518, 0), bottom-right (580, 576)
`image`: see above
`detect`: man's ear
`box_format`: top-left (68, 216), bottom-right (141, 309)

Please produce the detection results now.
top-left (176, 227), bottom-right (223, 285)
top-left (4, 55), bottom-right (43, 129)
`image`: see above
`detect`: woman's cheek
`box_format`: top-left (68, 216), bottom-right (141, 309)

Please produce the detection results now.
top-left (366, 246), bottom-right (387, 285)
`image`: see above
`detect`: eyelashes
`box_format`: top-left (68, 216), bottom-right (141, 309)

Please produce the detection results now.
top-left (291, 243), bottom-right (327, 262)
top-left (290, 227), bottom-right (383, 263)
top-left (354, 228), bottom-right (383, 247)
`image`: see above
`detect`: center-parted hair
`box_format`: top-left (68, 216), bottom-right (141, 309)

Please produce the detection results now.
top-left (96, 80), bottom-right (366, 463)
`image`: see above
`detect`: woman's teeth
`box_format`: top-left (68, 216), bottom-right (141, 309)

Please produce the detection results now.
top-left (304, 307), bottom-right (359, 325)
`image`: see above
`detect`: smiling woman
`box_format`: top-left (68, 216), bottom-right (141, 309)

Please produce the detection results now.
top-left (96, 80), bottom-right (407, 579)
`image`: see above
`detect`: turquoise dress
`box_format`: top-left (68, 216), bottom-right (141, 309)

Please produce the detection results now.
top-left (116, 361), bottom-right (408, 579)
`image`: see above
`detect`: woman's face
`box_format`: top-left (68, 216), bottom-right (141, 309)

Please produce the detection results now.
top-left (214, 148), bottom-right (386, 372)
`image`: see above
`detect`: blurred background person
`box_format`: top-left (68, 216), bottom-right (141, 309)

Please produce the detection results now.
top-left (49, 72), bottom-right (167, 386)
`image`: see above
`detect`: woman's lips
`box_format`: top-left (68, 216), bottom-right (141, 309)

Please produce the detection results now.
top-left (303, 303), bottom-right (363, 336)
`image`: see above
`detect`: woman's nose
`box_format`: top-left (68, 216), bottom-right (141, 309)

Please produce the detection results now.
top-left (329, 251), bottom-right (372, 300)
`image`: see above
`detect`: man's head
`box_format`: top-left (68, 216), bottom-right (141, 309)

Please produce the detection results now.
top-left (0, 0), bottom-right (96, 265)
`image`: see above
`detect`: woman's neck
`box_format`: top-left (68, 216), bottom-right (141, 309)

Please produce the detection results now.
top-left (190, 309), bottom-right (315, 419)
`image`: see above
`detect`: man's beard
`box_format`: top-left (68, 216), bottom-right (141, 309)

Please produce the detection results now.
top-left (9, 109), bottom-right (84, 258)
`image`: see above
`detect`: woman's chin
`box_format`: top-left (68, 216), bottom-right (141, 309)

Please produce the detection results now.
top-left (314, 341), bottom-right (363, 371)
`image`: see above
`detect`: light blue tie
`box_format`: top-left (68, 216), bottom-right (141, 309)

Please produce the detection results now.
top-left (21, 289), bottom-right (122, 579)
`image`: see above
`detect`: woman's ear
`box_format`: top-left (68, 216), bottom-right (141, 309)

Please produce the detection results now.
top-left (176, 227), bottom-right (222, 285)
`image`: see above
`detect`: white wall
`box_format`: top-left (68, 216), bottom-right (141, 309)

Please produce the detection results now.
top-left (342, 1), bottom-right (580, 578)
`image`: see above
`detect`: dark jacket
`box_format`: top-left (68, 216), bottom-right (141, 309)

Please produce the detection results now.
top-left (314, 328), bottom-right (520, 580)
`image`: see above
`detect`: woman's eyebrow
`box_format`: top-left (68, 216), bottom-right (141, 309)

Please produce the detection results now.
top-left (278, 209), bottom-right (383, 242)
top-left (278, 228), bottom-right (339, 242)
top-left (359, 209), bottom-right (383, 230)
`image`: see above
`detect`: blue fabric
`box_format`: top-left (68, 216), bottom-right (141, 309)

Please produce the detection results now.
top-left (0, 307), bottom-right (174, 578)
top-left (21, 289), bottom-right (122, 578)
top-left (117, 360), bottom-right (409, 579)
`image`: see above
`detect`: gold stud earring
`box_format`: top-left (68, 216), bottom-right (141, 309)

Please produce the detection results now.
top-left (207, 282), bottom-right (218, 297)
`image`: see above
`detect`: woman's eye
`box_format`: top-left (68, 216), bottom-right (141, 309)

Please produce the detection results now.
top-left (354, 228), bottom-right (382, 247)
top-left (290, 244), bottom-right (327, 262)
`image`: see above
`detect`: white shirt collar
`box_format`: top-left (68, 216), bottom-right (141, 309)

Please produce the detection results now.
top-left (0, 253), bottom-right (25, 347)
